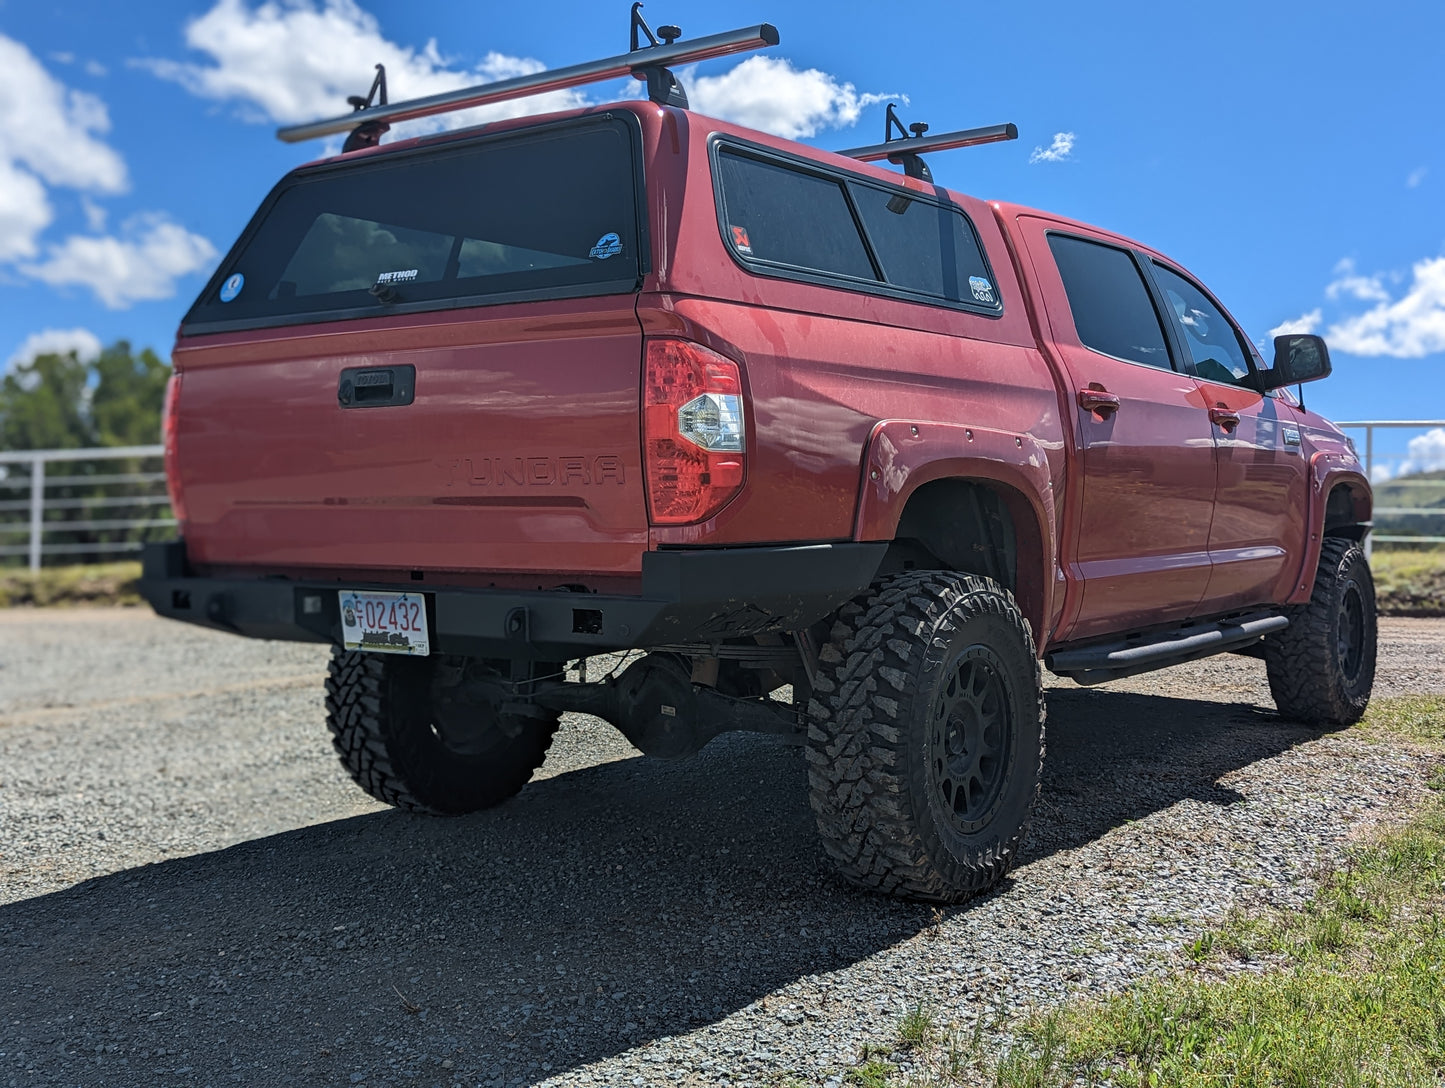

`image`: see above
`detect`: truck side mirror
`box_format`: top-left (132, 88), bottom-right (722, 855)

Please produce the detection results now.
top-left (1256, 334), bottom-right (1332, 391)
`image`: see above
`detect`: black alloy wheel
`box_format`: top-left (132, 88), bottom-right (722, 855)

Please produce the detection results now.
top-left (929, 648), bottom-right (1013, 836)
top-left (1337, 582), bottom-right (1366, 686)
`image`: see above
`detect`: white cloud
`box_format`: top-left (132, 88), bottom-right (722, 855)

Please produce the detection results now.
top-left (81, 197), bottom-right (108, 232)
top-left (1397, 427), bottom-right (1445, 476)
top-left (1269, 309), bottom-right (1322, 337)
top-left (1029, 131), bottom-right (1075, 164)
top-left (139, 1), bottom-right (889, 144)
top-left (0, 34), bottom-right (215, 307)
top-left (0, 34), bottom-right (129, 261)
top-left (1325, 257), bottom-right (1389, 303)
top-left (687, 55), bottom-right (895, 140)
top-left (1325, 255), bottom-right (1445, 358)
top-left (6, 327), bottom-right (103, 371)
top-left (1407, 166), bottom-right (1427, 188)
top-left (0, 158), bottom-right (54, 262)
top-left (0, 35), bottom-right (127, 194)
top-left (84, 60), bottom-right (108, 78)
top-left (135, 0), bottom-right (588, 135)
top-left (22, 216), bottom-right (218, 309)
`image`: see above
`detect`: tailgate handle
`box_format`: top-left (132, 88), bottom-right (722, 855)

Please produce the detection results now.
top-left (338, 365), bottom-right (415, 408)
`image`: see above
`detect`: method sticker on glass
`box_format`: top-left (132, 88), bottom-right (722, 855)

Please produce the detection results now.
top-left (339, 590), bottom-right (430, 656)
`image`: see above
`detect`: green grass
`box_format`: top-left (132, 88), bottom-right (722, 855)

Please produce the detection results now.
top-left (0, 559), bottom-right (143, 607)
top-left (898, 1004), bottom-right (938, 1050)
top-left (1371, 547), bottom-right (1445, 616)
top-left (846, 1059), bottom-right (897, 1087)
top-left (1356, 694), bottom-right (1445, 745)
top-left (861, 696), bottom-right (1445, 1088)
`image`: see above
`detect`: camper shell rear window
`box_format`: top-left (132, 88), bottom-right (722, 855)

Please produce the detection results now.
top-left (182, 114), bottom-right (647, 335)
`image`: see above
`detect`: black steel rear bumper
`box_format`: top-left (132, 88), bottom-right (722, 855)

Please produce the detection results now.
top-left (139, 540), bottom-right (886, 658)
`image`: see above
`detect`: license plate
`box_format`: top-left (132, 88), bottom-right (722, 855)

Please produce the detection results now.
top-left (339, 590), bottom-right (430, 656)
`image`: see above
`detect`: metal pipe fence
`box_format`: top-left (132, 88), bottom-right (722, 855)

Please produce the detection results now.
top-left (0, 445), bottom-right (170, 573)
top-left (1335, 420), bottom-right (1445, 553)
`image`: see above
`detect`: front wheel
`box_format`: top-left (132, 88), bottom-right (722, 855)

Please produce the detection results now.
top-left (1264, 537), bottom-right (1377, 726)
top-left (805, 571), bottom-right (1045, 903)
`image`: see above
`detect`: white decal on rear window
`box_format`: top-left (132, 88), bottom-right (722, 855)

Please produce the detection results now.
top-left (219, 272), bottom-right (244, 302)
top-left (375, 269), bottom-right (419, 285)
top-left (969, 275), bottom-right (995, 304)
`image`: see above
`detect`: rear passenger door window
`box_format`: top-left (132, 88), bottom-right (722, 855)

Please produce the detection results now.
top-left (1150, 263), bottom-right (1255, 386)
top-left (1047, 234), bottom-right (1173, 369)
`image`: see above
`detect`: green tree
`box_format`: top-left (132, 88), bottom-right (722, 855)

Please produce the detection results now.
top-left (1, 340), bottom-right (173, 567)
top-left (90, 341), bottom-right (171, 447)
top-left (0, 350), bottom-right (93, 451)
top-left (0, 340), bottom-right (170, 451)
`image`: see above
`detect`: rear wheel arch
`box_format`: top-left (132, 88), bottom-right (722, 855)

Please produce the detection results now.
top-left (877, 477), bottom-right (1049, 641)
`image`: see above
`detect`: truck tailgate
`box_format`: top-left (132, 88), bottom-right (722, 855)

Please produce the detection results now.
top-left (173, 298), bottom-right (648, 577)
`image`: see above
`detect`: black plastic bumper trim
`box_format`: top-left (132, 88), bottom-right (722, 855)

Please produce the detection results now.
top-left (138, 540), bottom-right (886, 658)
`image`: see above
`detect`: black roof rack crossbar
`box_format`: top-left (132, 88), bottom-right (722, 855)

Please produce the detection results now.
top-left (840, 120), bottom-right (1018, 179)
top-left (276, 13), bottom-right (780, 144)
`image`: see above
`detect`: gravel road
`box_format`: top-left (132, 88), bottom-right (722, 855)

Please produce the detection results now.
top-left (2, 610), bottom-right (1442, 1087)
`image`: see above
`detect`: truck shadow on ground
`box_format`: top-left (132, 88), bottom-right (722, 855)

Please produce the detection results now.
top-left (2, 688), bottom-right (1325, 1087)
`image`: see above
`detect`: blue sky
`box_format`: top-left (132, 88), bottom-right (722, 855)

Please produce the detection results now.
top-left (1, 0), bottom-right (1442, 470)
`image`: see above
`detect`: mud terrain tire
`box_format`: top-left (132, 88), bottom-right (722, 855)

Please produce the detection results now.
top-left (1265, 537), bottom-right (1377, 726)
top-left (805, 571), bottom-right (1045, 903)
top-left (325, 649), bottom-right (559, 814)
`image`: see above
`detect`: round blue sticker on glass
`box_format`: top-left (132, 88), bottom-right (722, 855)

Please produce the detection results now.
top-left (589, 232), bottom-right (622, 260)
top-left (219, 272), bottom-right (245, 303)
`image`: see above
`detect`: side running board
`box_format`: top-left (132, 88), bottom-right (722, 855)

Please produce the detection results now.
top-left (1045, 611), bottom-right (1288, 686)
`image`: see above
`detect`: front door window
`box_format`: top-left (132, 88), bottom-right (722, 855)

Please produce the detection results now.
top-left (1150, 263), bottom-right (1254, 386)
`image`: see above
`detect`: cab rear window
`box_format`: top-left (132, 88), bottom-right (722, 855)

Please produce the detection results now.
top-left (183, 116), bottom-right (644, 334)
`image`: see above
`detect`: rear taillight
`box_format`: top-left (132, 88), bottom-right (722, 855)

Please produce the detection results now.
top-left (643, 339), bottom-right (746, 525)
top-left (162, 371), bottom-right (187, 528)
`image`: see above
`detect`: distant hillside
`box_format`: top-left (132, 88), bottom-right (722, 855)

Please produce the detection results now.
top-left (1374, 469), bottom-right (1445, 540)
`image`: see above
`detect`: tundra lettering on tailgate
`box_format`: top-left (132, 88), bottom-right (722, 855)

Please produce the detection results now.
top-left (445, 456), bottom-right (627, 487)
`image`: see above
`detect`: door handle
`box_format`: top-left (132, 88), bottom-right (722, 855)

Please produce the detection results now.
top-left (1209, 406), bottom-right (1241, 433)
top-left (1077, 387), bottom-right (1121, 418)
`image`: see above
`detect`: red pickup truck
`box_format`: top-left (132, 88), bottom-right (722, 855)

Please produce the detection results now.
top-left (141, 44), bottom-right (1374, 903)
